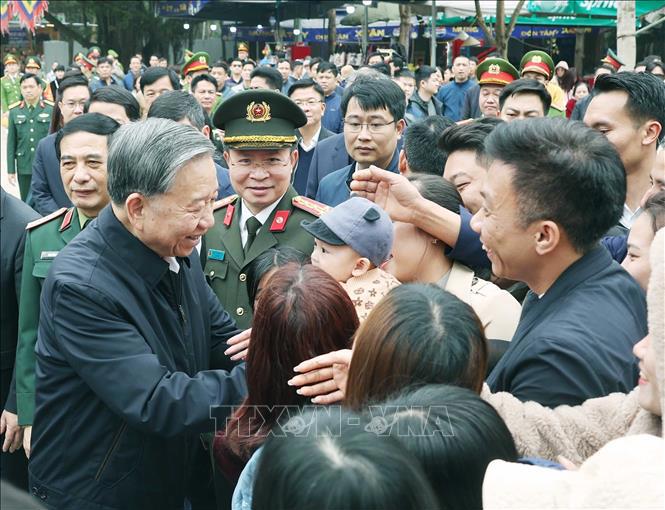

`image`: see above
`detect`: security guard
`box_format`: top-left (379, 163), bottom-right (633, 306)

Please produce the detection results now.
top-left (24, 56), bottom-right (54, 102)
top-left (14, 113), bottom-right (118, 451)
top-left (6, 74), bottom-right (53, 202)
top-left (519, 50), bottom-right (566, 117)
top-left (204, 89), bottom-right (327, 329)
top-left (182, 50), bottom-right (211, 91)
top-left (1, 53), bottom-right (22, 125)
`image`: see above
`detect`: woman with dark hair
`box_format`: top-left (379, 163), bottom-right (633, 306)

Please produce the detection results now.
top-left (214, 263), bottom-right (358, 487)
top-left (386, 174), bottom-right (521, 342)
top-left (645, 59), bottom-right (665, 79)
top-left (566, 80), bottom-right (590, 118)
top-left (378, 385), bottom-right (518, 510)
top-left (245, 246), bottom-right (310, 306)
top-left (252, 408), bottom-right (440, 510)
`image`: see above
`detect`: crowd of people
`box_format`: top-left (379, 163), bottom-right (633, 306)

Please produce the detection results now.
top-left (1, 38), bottom-right (664, 510)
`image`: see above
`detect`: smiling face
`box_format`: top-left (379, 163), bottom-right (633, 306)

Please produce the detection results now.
top-left (443, 149), bottom-right (486, 214)
top-left (621, 212), bottom-right (655, 290)
top-left (139, 155), bottom-right (218, 257)
top-left (343, 97), bottom-right (404, 170)
top-left (224, 148), bottom-right (297, 214)
top-left (60, 131), bottom-right (111, 218)
top-left (479, 85), bottom-right (503, 117)
top-left (470, 160), bottom-right (537, 281)
top-left (634, 334), bottom-right (661, 415)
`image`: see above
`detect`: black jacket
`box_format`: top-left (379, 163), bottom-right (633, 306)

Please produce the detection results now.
top-left (30, 134), bottom-right (73, 216)
top-left (29, 206), bottom-right (247, 510)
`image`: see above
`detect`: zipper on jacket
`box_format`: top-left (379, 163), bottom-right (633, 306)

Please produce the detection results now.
top-left (94, 422), bottom-right (127, 481)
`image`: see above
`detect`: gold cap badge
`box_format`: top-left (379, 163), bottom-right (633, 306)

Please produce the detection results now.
top-left (488, 64), bottom-right (501, 75)
top-left (531, 55), bottom-right (542, 64)
top-left (246, 101), bottom-right (272, 122)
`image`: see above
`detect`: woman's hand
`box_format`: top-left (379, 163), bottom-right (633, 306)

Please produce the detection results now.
top-left (288, 349), bottom-right (353, 404)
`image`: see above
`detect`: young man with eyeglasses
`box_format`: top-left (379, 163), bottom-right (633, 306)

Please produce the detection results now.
top-left (205, 89), bottom-right (326, 330)
top-left (315, 77), bottom-right (406, 207)
top-left (288, 79), bottom-right (334, 194)
top-left (30, 75), bottom-right (91, 215)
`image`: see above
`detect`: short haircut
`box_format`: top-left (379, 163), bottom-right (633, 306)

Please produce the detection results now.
top-left (253, 408), bottom-right (439, 510)
top-left (191, 73), bottom-right (218, 92)
top-left (287, 78), bottom-right (325, 99)
top-left (55, 112), bottom-right (120, 160)
top-left (438, 118), bottom-right (503, 161)
top-left (415, 65), bottom-right (437, 88)
top-left (345, 283), bottom-right (488, 410)
top-left (485, 118), bottom-right (626, 253)
top-left (56, 75), bottom-right (90, 102)
top-left (147, 90), bottom-right (205, 131)
top-left (593, 72), bottom-right (665, 142)
top-left (643, 190), bottom-right (665, 233)
top-left (382, 385), bottom-right (518, 510)
top-left (341, 77), bottom-right (406, 122)
top-left (402, 116), bottom-right (453, 175)
top-left (316, 61), bottom-right (339, 77)
top-left (594, 63), bottom-right (616, 75)
top-left (250, 66), bottom-right (283, 90)
top-left (86, 86), bottom-right (141, 121)
top-left (277, 58), bottom-right (292, 69)
top-left (369, 62), bottom-right (391, 77)
top-left (140, 66), bottom-right (181, 92)
top-left (246, 247), bottom-right (310, 306)
top-left (366, 51), bottom-right (385, 63)
top-left (19, 73), bottom-right (41, 86)
top-left (499, 78), bottom-right (552, 113)
top-left (107, 118), bottom-right (214, 204)
top-left (394, 69), bottom-right (415, 80)
top-left (409, 174), bottom-right (463, 217)
top-left (97, 57), bottom-right (112, 67)
top-left (229, 58), bottom-right (243, 66)
top-left (212, 60), bottom-right (229, 72)
top-left (469, 56), bottom-right (479, 64)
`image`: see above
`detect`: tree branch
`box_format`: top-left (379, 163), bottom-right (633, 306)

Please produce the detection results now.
top-left (505, 0), bottom-right (526, 40)
top-left (474, 0), bottom-right (496, 46)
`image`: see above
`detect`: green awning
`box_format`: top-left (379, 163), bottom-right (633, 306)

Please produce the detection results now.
top-left (526, 0), bottom-right (665, 18)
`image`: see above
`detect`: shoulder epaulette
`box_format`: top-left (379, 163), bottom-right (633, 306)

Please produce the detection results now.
top-left (292, 196), bottom-right (331, 217)
top-left (8, 101), bottom-right (21, 110)
top-left (26, 207), bottom-right (67, 230)
top-left (213, 194), bottom-right (238, 211)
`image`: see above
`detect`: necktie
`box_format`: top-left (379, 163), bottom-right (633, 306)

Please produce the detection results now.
top-left (245, 216), bottom-right (262, 255)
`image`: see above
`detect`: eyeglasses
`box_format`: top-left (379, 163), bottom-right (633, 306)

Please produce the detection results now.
top-left (343, 120), bottom-right (396, 134)
top-left (228, 158), bottom-right (291, 170)
top-left (293, 99), bottom-right (322, 107)
top-left (62, 100), bottom-right (87, 109)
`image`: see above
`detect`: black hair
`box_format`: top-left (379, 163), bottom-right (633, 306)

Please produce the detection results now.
top-left (147, 90), bottom-right (205, 131)
top-left (316, 61), bottom-right (339, 77)
top-left (415, 65), bottom-right (437, 88)
top-left (369, 62), bottom-right (391, 77)
top-left (140, 66), bottom-right (181, 92)
top-left (408, 174), bottom-right (463, 216)
top-left (593, 72), bottom-right (665, 142)
top-left (438, 118), bottom-right (503, 160)
top-left (97, 57), bottom-right (112, 67)
top-left (246, 246), bottom-right (310, 306)
top-left (55, 112), bottom-right (120, 160)
top-left (341, 77), bottom-right (406, 122)
top-left (191, 73), bottom-right (218, 92)
top-left (572, 80), bottom-right (589, 96)
top-left (379, 385), bottom-right (518, 510)
top-left (277, 58), bottom-right (293, 70)
top-left (469, 56), bottom-right (479, 64)
top-left (594, 63), bottom-right (616, 75)
top-left (645, 60), bottom-right (664, 75)
top-left (498, 78), bottom-right (552, 114)
top-left (19, 73), bottom-right (41, 86)
top-left (55, 64), bottom-right (65, 72)
top-left (395, 69), bottom-right (414, 80)
top-left (212, 60), bottom-right (229, 72)
top-left (287, 78), bottom-right (325, 99)
top-left (51, 75), bottom-right (91, 133)
top-left (366, 51), bottom-right (385, 63)
top-left (643, 190), bottom-right (665, 233)
top-left (229, 57), bottom-right (243, 67)
top-left (86, 86), bottom-right (141, 121)
top-left (403, 117), bottom-right (453, 176)
top-left (252, 408), bottom-right (439, 510)
top-left (249, 66), bottom-right (283, 91)
top-left (485, 118), bottom-right (626, 253)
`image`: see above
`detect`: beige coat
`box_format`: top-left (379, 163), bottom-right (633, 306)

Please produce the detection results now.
top-left (443, 261), bottom-right (522, 342)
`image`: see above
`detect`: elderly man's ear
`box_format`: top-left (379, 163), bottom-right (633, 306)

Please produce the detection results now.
top-left (125, 193), bottom-right (147, 230)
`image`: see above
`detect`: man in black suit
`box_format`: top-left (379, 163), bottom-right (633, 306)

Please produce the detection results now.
top-left (305, 132), bottom-right (351, 198)
top-left (0, 187), bottom-right (39, 489)
top-left (287, 79), bottom-right (335, 195)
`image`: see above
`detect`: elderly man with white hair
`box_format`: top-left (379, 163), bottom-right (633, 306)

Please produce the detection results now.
top-left (28, 118), bottom-right (247, 510)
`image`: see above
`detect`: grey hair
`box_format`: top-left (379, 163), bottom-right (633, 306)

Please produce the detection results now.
top-left (107, 118), bottom-right (214, 204)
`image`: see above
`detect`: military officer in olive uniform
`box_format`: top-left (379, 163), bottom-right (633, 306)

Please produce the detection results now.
top-left (14, 113), bottom-right (119, 455)
top-left (23, 56), bottom-right (54, 102)
top-left (1, 53), bottom-right (22, 126)
top-left (6, 74), bottom-right (53, 202)
top-left (205, 89), bottom-right (328, 329)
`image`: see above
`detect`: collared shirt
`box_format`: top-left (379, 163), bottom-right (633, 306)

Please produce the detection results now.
top-left (620, 204), bottom-right (642, 229)
top-left (239, 195), bottom-right (284, 246)
top-left (163, 256), bottom-right (180, 273)
top-left (77, 209), bottom-right (91, 229)
top-left (299, 125), bottom-right (322, 153)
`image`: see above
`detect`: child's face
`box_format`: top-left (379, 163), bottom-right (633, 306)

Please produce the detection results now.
top-left (311, 239), bottom-right (362, 282)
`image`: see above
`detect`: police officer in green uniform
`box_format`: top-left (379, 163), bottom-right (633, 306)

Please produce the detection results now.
top-left (6, 74), bottom-right (53, 202)
top-left (1, 53), bottom-right (22, 125)
top-left (204, 89), bottom-right (328, 329)
top-left (519, 50), bottom-right (566, 117)
top-left (14, 113), bottom-right (119, 454)
top-left (182, 50), bottom-right (211, 92)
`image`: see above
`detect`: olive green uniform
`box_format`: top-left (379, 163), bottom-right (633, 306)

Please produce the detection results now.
top-left (15, 207), bottom-right (83, 425)
top-left (7, 99), bottom-right (54, 201)
top-left (1, 74), bottom-right (22, 113)
top-left (204, 188), bottom-right (324, 329)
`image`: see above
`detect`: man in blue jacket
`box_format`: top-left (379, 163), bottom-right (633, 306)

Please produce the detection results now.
top-left (28, 119), bottom-right (247, 509)
top-left (316, 78), bottom-right (405, 207)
